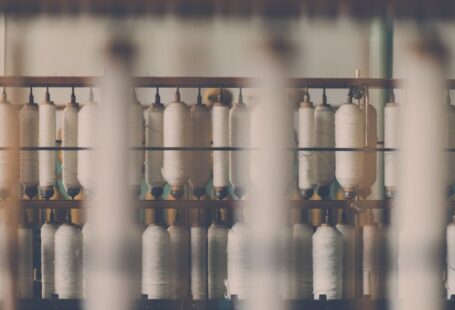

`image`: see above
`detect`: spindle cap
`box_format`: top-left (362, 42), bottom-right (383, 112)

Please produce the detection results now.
top-left (151, 187), bottom-right (164, 200)
top-left (317, 185), bottom-right (331, 200)
top-left (67, 188), bottom-right (80, 200)
top-left (299, 188), bottom-right (314, 200)
top-left (24, 186), bottom-right (38, 200)
top-left (343, 186), bottom-right (357, 200)
top-left (214, 186), bottom-right (228, 200)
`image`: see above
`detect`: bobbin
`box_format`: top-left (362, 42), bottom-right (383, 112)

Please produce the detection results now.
top-left (64, 87), bottom-right (81, 199)
top-left (299, 88), bottom-right (315, 200)
top-left (213, 87), bottom-right (229, 201)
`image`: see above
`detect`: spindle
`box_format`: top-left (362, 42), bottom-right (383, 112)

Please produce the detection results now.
top-left (39, 87), bottom-right (56, 199)
top-left (213, 87), bottom-right (229, 200)
top-left (129, 90), bottom-right (144, 197)
top-left (299, 88), bottom-right (315, 199)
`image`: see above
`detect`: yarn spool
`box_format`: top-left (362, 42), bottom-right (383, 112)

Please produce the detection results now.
top-left (41, 211), bottom-right (58, 298)
top-left (145, 88), bottom-right (166, 199)
top-left (208, 211), bottom-right (228, 299)
top-left (447, 220), bottom-right (455, 298)
top-left (129, 91), bottom-right (144, 197)
top-left (18, 214), bottom-right (33, 298)
top-left (39, 88), bottom-right (56, 199)
top-left (384, 92), bottom-right (399, 198)
top-left (213, 88), bottom-right (230, 200)
top-left (163, 88), bottom-right (191, 200)
top-left (190, 88), bottom-right (211, 199)
top-left (20, 88), bottom-right (39, 199)
top-left (292, 211), bottom-right (313, 299)
top-left (227, 221), bottom-right (249, 299)
top-left (313, 223), bottom-right (343, 300)
top-left (362, 214), bottom-right (381, 298)
top-left (336, 213), bottom-right (356, 299)
top-left (142, 223), bottom-right (171, 299)
top-left (335, 90), bottom-right (363, 200)
top-left (78, 88), bottom-right (98, 196)
top-left (314, 89), bottom-right (335, 199)
top-left (55, 216), bottom-right (83, 299)
top-left (190, 216), bottom-right (207, 300)
top-left (447, 92), bottom-right (455, 196)
top-left (229, 89), bottom-right (250, 199)
top-left (0, 89), bottom-right (17, 199)
top-left (279, 225), bottom-right (293, 300)
top-left (62, 88), bottom-right (80, 199)
top-left (359, 91), bottom-right (377, 199)
top-left (168, 215), bottom-right (190, 299)
top-left (298, 89), bottom-right (315, 199)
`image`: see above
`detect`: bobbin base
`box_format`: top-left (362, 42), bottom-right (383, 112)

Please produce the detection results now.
top-left (67, 188), bottom-right (80, 200)
top-left (151, 187), bottom-right (164, 200)
top-left (317, 185), bottom-right (331, 200)
top-left (192, 187), bottom-right (206, 200)
top-left (0, 188), bottom-right (10, 200)
top-left (40, 186), bottom-right (54, 200)
top-left (343, 187), bottom-right (357, 200)
top-left (170, 186), bottom-right (184, 200)
top-left (234, 187), bottom-right (245, 200)
top-left (299, 188), bottom-right (314, 200)
top-left (24, 186), bottom-right (38, 200)
top-left (214, 187), bottom-right (228, 200)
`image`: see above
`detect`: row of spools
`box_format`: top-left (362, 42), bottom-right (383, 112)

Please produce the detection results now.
top-left (0, 84), bottom-right (415, 201)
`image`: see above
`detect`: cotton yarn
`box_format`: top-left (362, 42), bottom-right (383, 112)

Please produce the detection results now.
top-left (362, 223), bottom-right (381, 297)
top-left (227, 222), bottom-right (249, 299)
top-left (163, 90), bottom-right (191, 198)
top-left (229, 92), bottom-right (250, 197)
top-left (19, 92), bottom-right (39, 196)
top-left (41, 220), bottom-right (58, 298)
top-left (18, 226), bottom-right (33, 298)
top-left (314, 92), bottom-right (335, 193)
top-left (447, 222), bottom-right (455, 298)
top-left (191, 225), bottom-right (207, 300)
top-left (335, 96), bottom-right (363, 197)
top-left (336, 223), bottom-right (356, 299)
top-left (168, 223), bottom-right (190, 299)
top-left (190, 94), bottom-right (211, 197)
top-left (128, 93), bottom-right (144, 194)
top-left (39, 90), bottom-right (56, 198)
top-left (213, 96), bottom-right (230, 198)
top-left (292, 222), bottom-right (313, 299)
top-left (142, 224), bottom-right (171, 299)
top-left (144, 92), bottom-right (166, 197)
top-left (55, 223), bottom-right (83, 299)
top-left (359, 102), bottom-right (377, 198)
top-left (298, 92), bottom-right (315, 198)
top-left (208, 222), bottom-right (228, 299)
top-left (77, 91), bottom-right (98, 194)
top-left (62, 91), bottom-right (80, 196)
top-left (313, 224), bottom-right (343, 300)
top-left (384, 96), bottom-right (399, 197)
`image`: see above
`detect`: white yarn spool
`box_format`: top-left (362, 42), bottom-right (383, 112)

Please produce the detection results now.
top-left (227, 222), bottom-right (249, 299)
top-left (279, 226), bottom-right (293, 299)
top-left (77, 92), bottom-right (98, 194)
top-left (18, 227), bottom-right (33, 298)
top-left (55, 223), bottom-right (83, 299)
top-left (145, 95), bottom-right (165, 195)
top-left (336, 223), bottom-right (356, 299)
top-left (213, 96), bottom-right (230, 195)
top-left (335, 98), bottom-right (363, 196)
top-left (190, 97), bottom-right (211, 195)
top-left (229, 93), bottom-right (250, 196)
top-left (0, 92), bottom-right (18, 198)
top-left (447, 98), bottom-right (455, 189)
top-left (41, 221), bottom-right (58, 298)
top-left (168, 223), bottom-right (190, 299)
top-left (163, 90), bottom-right (191, 196)
top-left (362, 223), bottom-right (380, 297)
top-left (142, 224), bottom-right (171, 299)
top-left (39, 92), bottom-right (56, 196)
top-left (62, 93), bottom-right (80, 195)
top-left (292, 222), bottom-right (313, 299)
top-left (19, 95), bottom-right (39, 191)
top-left (191, 225), bottom-right (207, 300)
top-left (447, 222), bottom-right (455, 298)
top-left (298, 93), bottom-right (315, 198)
top-left (128, 94), bottom-right (144, 192)
top-left (359, 102), bottom-right (377, 198)
top-left (314, 97), bottom-right (335, 190)
top-left (384, 96), bottom-right (399, 197)
top-left (313, 224), bottom-right (342, 300)
top-left (208, 222), bottom-right (227, 299)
